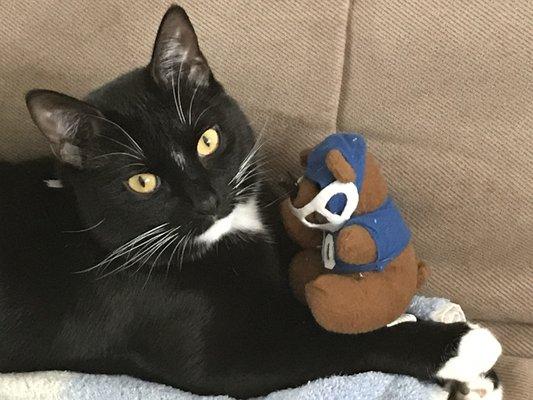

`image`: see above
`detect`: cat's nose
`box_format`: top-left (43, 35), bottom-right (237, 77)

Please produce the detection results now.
top-left (195, 193), bottom-right (218, 215)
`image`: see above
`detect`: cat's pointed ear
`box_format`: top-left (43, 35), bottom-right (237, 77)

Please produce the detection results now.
top-left (149, 5), bottom-right (211, 88)
top-left (25, 89), bottom-right (103, 167)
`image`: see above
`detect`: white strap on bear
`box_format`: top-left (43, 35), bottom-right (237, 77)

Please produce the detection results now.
top-left (322, 233), bottom-right (336, 269)
top-left (289, 180), bottom-right (359, 232)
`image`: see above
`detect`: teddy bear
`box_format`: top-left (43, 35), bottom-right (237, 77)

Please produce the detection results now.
top-left (280, 133), bottom-right (429, 334)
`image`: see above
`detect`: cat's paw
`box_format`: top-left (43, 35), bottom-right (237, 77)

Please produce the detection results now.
top-left (446, 370), bottom-right (502, 400)
top-left (437, 324), bottom-right (502, 383)
top-left (430, 302), bottom-right (466, 323)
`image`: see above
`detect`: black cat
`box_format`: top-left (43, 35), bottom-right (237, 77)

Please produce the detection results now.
top-left (0, 6), bottom-right (502, 399)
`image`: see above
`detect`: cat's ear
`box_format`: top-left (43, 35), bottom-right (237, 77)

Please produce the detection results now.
top-left (149, 5), bottom-right (211, 89)
top-left (25, 89), bottom-right (103, 167)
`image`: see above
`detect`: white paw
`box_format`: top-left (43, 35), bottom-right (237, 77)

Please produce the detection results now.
top-left (453, 375), bottom-right (503, 400)
top-left (437, 326), bottom-right (502, 382)
top-left (430, 302), bottom-right (466, 323)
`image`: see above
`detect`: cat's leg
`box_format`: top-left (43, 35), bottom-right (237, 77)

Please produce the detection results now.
top-left (188, 320), bottom-right (502, 398)
top-left (343, 321), bottom-right (502, 395)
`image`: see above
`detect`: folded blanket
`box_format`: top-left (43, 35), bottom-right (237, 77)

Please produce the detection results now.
top-left (0, 296), bottom-right (464, 400)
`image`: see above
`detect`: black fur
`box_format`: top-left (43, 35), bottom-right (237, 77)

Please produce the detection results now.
top-left (0, 5), bottom-right (489, 399)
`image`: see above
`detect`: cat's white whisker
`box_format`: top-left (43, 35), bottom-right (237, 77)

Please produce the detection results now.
top-left (193, 105), bottom-right (213, 129)
top-left (235, 176), bottom-right (262, 196)
top-left (131, 229), bottom-right (180, 280)
top-left (188, 83), bottom-right (200, 125)
top-left (88, 114), bottom-right (144, 157)
top-left (149, 230), bottom-right (182, 274)
top-left (235, 182), bottom-right (262, 197)
top-left (145, 228), bottom-right (182, 266)
top-left (62, 218), bottom-right (105, 234)
top-left (110, 162), bottom-right (147, 174)
top-left (95, 133), bottom-right (142, 159)
top-left (230, 128), bottom-right (267, 187)
top-left (232, 165), bottom-right (266, 197)
top-left (90, 152), bottom-right (142, 161)
top-left (166, 233), bottom-right (188, 275)
top-left (103, 224), bottom-right (185, 281)
top-left (171, 70), bottom-right (186, 124)
top-left (105, 229), bottom-right (175, 276)
top-left (179, 232), bottom-right (193, 271)
top-left (96, 231), bottom-right (170, 276)
top-left (233, 162), bottom-right (266, 189)
top-left (111, 225), bottom-right (169, 256)
top-left (123, 163), bottom-right (146, 168)
top-left (74, 224), bottom-right (168, 274)
top-left (261, 189), bottom-right (294, 209)
top-left (177, 62), bottom-right (186, 124)
top-left (99, 237), bottom-right (167, 279)
top-left (119, 224), bottom-right (169, 252)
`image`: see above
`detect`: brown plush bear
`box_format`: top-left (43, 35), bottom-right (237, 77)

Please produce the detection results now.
top-left (280, 134), bottom-right (429, 334)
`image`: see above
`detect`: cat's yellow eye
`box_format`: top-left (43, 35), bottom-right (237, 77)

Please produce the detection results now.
top-left (197, 128), bottom-right (219, 157)
top-left (127, 173), bottom-right (159, 194)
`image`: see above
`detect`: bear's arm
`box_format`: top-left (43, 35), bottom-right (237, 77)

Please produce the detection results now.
top-left (336, 224), bottom-right (377, 265)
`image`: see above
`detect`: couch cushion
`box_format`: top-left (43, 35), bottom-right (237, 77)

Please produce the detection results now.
top-left (336, 0), bottom-right (532, 324)
top-left (496, 355), bottom-right (533, 400)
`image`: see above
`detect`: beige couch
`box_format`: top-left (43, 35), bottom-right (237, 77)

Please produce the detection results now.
top-left (1, 1), bottom-right (531, 398)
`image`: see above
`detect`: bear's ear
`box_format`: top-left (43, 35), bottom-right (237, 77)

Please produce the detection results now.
top-left (356, 153), bottom-right (388, 213)
top-left (325, 149), bottom-right (356, 183)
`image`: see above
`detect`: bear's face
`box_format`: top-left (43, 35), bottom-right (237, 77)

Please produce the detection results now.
top-left (292, 149), bottom-right (389, 224)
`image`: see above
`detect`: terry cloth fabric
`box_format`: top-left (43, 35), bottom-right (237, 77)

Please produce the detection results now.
top-left (0, 296), bottom-right (460, 400)
top-left (328, 197), bottom-right (411, 274)
top-left (0, 370), bottom-right (449, 400)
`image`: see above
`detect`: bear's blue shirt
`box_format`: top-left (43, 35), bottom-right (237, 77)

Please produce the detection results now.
top-left (305, 133), bottom-right (411, 274)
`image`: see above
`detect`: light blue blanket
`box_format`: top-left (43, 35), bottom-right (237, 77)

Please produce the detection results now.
top-left (0, 296), bottom-right (464, 400)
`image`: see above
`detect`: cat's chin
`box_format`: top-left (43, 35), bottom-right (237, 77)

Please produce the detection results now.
top-left (194, 197), bottom-right (265, 246)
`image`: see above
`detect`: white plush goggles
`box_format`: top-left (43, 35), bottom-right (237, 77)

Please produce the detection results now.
top-left (289, 179), bottom-right (359, 232)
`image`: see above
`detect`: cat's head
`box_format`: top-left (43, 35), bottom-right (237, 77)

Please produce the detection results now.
top-left (25, 6), bottom-right (265, 263)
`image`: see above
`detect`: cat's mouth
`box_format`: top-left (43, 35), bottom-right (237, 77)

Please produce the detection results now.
top-left (194, 197), bottom-right (265, 245)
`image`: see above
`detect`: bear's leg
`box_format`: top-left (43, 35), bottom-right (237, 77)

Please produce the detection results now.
top-left (305, 245), bottom-right (420, 334)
